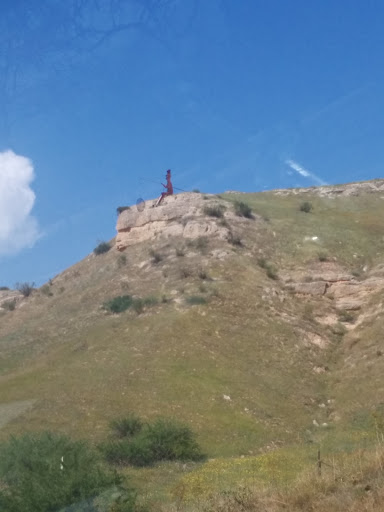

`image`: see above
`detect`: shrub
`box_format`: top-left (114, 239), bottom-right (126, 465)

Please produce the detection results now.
top-left (116, 206), bottom-right (130, 215)
top-left (132, 298), bottom-right (144, 314)
top-left (257, 258), bottom-right (278, 279)
top-left (117, 254), bottom-right (127, 267)
top-left (98, 439), bottom-right (133, 466)
top-left (257, 257), bottom-right (267, 269)
top-left (104, 295), bottom-right (157, 315)
top-left (299, 201), bottom-right (313, 213)
top-left (338, 310), bottom-right (356, 323)
top-left (0, 286), bottom-right (9, 291)
top-left (0, 431), bottom-right (121, 512)
top-left (266, 265), bottom-right (278, 280)
top-left (149, 249), bottom-right (162, 264)
top-left (141, 418), bottom-right (205, 463)
top-left (104, 295), bottom-right (133, 313)
top-left (186, 295), bottom-right (207, 305)
top-left (41, 284), bottom-right (53, 296)
top-left (94, 241), bottom-right (111, 255)
top-left (234, 201), bottom-right (253, 219)
top-left (227, 231), bottom-right (243, 246)
top-left (102, 418), bottom-right (205, 468)
top-left (111, 415), bottom-right (143, 439)
top-left (180, 267), bottom-right (192, 279)
top-left (2, 300), bottom-right (16, 311)
top-left (192, 189), bottom-right (200, 193)
top-left (203, 205), bottom-right (225, 218)
top-left (198, 269), bottom-right (209, 280)
top-left (176, 247), bottom-right (185, 257)
top-left (15, 281), bottom-right (35, 297)
top-left (332, 322), bottom-right (347, 337)
top-left (318, 251), bottom-right (328, 262)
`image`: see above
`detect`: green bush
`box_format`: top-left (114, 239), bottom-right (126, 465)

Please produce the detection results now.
top-left (299, 201), bottom-right (313, 213)
top-left (0, 431), bottom-right (122, 512)
top-left (104, 295), bottom-right (134, 313)
top-left (257, 257), bottom-right (267, 269)
top-left (186, 295), bottom-right (207, 305)
top-left (234, 201), bottom-right (253, 219)
top-left (338, 310), bottom-right (356, 323)
top-left (332, 322), bottom-right (347, 337)
top-left (192, 189), bottom-right (200, 193)
top-left (141, 418), bottom-right (205, 463)
top-left (15, 281), bottom-right (35, 297)
top-left (0, 286), bottom-right (9, 291)
top-left (100, 439), bottom-right (133, 466)
top-left (257, 258), bottom-right (278, 280)
top-left (94, 241), bottom-right (111, 255)
top-left (203, 205), bottom-right (225, 218)
top-left (102, 417), bottom-right (205, 468)
top-left (111, 415), bottom-right (143, 439)
top-left (104, 295), bottom-right (158, 315)
top-left (266, 265), bottom-right (278, 280)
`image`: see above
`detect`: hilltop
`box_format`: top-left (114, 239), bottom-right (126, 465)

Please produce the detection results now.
top-left (1, 180), bottom-right (384, 509)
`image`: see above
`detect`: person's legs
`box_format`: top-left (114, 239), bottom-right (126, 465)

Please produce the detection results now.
top-left (155, 192), bottom-right (167, 207)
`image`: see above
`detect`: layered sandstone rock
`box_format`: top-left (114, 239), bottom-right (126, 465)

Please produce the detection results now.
top-left (115, 193), bottom-right (231, 251)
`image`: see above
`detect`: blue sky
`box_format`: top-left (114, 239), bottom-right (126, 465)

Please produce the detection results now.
top-left (1, 0), bottom-right (383, 287)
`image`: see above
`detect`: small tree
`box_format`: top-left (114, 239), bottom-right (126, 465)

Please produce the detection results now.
top-left (234, 201), bottom-right (253, 219)
top-left (299, 201), bottom-right (313, 213)
top-left (15, 282), bottom-right (35, 297)
top-left (94, 241), bottom-right (111, 255)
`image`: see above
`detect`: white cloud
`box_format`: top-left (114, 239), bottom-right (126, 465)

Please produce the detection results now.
top-left (285, 159), bottom-right (327, 186)
top-left (0, 150), bottom-right (40, 255)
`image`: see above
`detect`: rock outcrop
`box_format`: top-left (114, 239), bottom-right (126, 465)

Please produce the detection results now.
top-left (116, 193), bottom-right (231, 251)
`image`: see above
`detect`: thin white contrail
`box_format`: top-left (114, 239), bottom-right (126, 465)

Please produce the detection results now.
top-left (285, 159), bottom-right (328, 186)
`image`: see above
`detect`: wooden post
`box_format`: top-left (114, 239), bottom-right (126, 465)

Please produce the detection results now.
top-left (317, 449), bottom-right (322, 476)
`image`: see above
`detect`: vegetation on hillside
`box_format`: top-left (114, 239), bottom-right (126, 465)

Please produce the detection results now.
top-left (1, 184), bottom-right (384, 510)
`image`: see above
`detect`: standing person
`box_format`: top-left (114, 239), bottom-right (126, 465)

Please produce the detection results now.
top-left (155, 169), bottom-right (173, 207)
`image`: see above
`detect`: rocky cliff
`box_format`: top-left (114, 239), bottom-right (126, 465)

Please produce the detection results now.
top-left (116, 192), bottom-right (237, 251)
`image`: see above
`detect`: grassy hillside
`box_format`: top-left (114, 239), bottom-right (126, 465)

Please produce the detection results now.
top-left (1, 183), bottom-right (384, 510)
